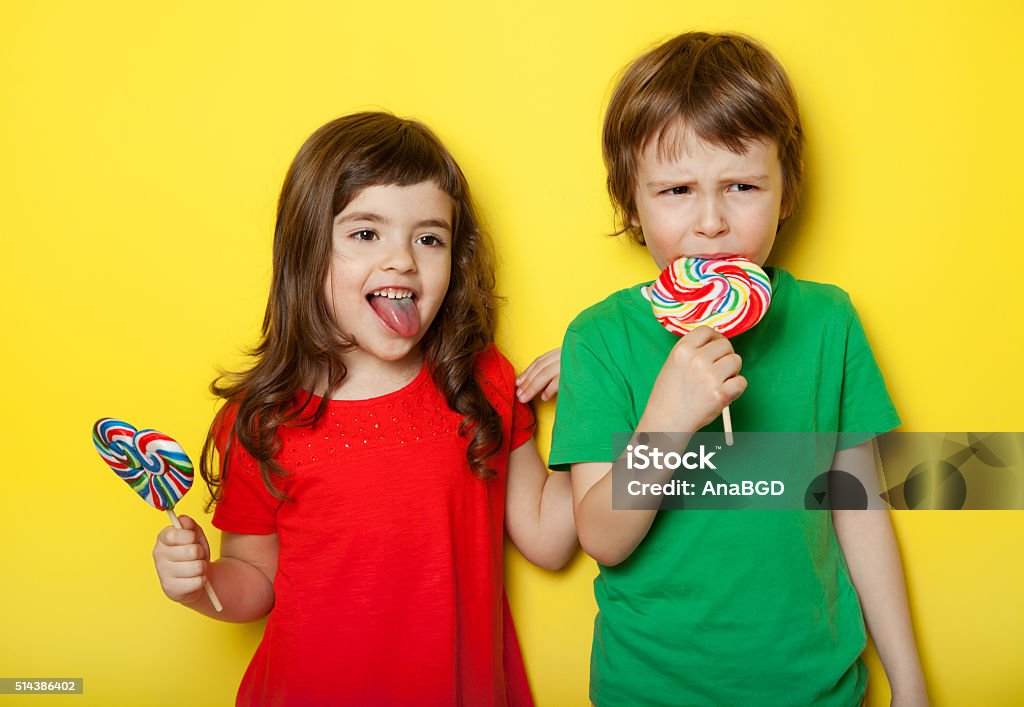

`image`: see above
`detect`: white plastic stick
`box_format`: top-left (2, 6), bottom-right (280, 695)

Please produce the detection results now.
top-left (166, 508), bottom-right (224, 612)
top-left (722, 405), bottom-right (734, 447)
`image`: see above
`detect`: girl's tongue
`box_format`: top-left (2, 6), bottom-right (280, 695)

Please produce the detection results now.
top-left (369, 294), bottom-right (420, 338)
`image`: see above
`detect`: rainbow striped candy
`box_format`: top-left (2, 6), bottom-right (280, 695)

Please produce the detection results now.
top-left (645, 257), bottom-right (772, 337)
top-left (92, 418), bottom-right (194, 511)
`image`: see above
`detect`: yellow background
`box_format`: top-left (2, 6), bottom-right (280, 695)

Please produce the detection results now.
top-left (2, 1), bottom-right (1022, 705)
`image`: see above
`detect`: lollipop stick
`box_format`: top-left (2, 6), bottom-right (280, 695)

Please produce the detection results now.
top-left (166, 508), bottom-right (224, 613)
top-left (722, 405), bottom-right (734, 447)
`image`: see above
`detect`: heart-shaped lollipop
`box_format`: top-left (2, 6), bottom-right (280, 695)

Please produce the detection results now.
top-left (92, 418), bottom-right (194, 511)
top-left (92, 417), bottom-right (222, 611)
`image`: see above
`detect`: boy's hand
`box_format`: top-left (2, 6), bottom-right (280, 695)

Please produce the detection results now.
top-left (152, 514), bottom-right (213, 606)
top-left (516, 348), bottom-right (561, 402)
top-left (645, 326), bottom-right (745, 432)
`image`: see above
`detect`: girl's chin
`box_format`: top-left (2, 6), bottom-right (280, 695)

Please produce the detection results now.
top-left (365, 339), bottom-right (423, 363)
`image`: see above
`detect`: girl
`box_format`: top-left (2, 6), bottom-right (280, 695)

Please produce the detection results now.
top-left (152, 112), bottom-right (575, 706)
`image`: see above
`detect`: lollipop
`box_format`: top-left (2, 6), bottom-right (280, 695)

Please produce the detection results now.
top-left (92, 418), bottom-right (223, 612)
top-left (644, 257), bottom-right (772, 445)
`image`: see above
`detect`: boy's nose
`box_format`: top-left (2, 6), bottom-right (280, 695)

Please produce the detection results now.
top-left (695, 197), bottom-right (728, 238)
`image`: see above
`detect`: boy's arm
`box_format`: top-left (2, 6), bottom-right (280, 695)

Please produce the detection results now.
top-left (831, 441), bottom-right (928, 706)
top-left (505, 438), bottom-right (577, 570)
top-left (572, 326), bottom-right (745, 566)
top-left (571, 428), bottom-right (695, 566)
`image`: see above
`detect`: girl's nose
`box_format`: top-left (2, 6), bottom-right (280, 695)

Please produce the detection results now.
top-left (695, 196), bottom-right (728, 238)
top-left (381, 242), bottom-right (417, 273)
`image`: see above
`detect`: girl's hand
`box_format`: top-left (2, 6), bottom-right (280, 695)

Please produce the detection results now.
top-left (516, 348), bottom-right (561, 402)
top-left (643, 326), bottom-right (745, 432)
top-left (152, 514), bottom-right (213, 606)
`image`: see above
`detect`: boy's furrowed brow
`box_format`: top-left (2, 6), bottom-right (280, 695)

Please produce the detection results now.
top-left (723, 174), bottom-right (770, 182)
top-left (646, 174), bottom-right (770, 188)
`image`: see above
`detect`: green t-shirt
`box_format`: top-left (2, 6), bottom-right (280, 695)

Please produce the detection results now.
top-left (549, 267), bottom-right (900, 707)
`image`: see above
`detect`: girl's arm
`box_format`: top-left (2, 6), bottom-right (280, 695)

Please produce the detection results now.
top-left (505, 439), bottom-right (577, 570)
top-left (831, 441), bottom-right (928, 706)
top-left (153, 518), bottom-right (277, 623)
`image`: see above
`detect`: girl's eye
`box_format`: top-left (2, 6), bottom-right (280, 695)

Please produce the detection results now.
top-left (728, 184), bottom-right (756, 192)
top-left (665, 186), bottom-right (690, 195)
top-left (417, 234), bottom-right (445, 247)
top-left (352, 229), bottom-right (378, 241)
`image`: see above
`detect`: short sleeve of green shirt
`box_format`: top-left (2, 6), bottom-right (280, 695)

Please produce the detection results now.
top-left (549, 326), bottom-right (629, 469)
top-left (837, 302), bottom-right (901, 449)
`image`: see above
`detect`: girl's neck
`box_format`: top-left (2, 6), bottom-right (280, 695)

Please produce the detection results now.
top-left (327, 347), bottom-right (425, 401)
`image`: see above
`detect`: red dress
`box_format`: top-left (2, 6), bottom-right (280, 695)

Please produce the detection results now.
top-left (212, 346), bottom-right (536, 706)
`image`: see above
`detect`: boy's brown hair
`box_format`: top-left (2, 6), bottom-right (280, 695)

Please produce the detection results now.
top-left (603, 31), bottom-right (804, 244)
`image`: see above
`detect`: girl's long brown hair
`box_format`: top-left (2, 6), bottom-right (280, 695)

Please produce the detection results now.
top-left (201, 112), bottom-right (502, 505)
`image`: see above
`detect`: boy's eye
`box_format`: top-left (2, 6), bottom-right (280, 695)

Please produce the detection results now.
top-left (417, 234), bottom-right (446, 247)
top-left (728, 184), bottom-right (756, 192)
top-left (352, 229), bottom-right (378, 241)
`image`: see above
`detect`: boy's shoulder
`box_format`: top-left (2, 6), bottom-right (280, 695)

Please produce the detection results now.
top-left (778, 269), bottom-right (857, 318)
top-left (785, 270), bottom-right (850, 300)
top-left (567, 284), bottom-right (648, 334)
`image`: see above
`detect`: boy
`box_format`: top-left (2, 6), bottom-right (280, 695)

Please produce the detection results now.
top-left (549, 32), bottom-right (928, 706)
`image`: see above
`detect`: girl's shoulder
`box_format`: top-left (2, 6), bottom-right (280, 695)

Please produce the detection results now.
top-left (474, 343), bottom-right (516, 392)
top-left (210, 399), bottom-right (240, 455)
top-left (472, 344), bottom-right (535, 443)
top-left (473, 343), bottom-right (536, 421)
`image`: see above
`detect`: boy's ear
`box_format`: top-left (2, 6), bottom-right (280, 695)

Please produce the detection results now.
top-left (779, 159), bottom-right (804, 221)
top-left (779, 193), bottom-right (799, 222)
top-left (629, 217), bottom-right (646, 245)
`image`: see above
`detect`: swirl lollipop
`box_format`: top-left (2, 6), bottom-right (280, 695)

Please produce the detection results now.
top-left (644, 257), bottom-right (772, 444)
top-left (92, 418), bottom-right (223, 612)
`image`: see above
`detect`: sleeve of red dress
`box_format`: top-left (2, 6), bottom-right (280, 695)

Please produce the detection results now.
top-left (210, 404), bottom-right (281, 535)
top-left (509, 395), bottom-right (536, 452)
top-left (478, 343), bottom-right (537, 452)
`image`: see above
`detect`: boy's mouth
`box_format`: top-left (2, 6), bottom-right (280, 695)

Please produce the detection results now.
top-left (685, 253), bottom-right (738, 261)
top-left (367, 287), bottom-right (420, 338)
